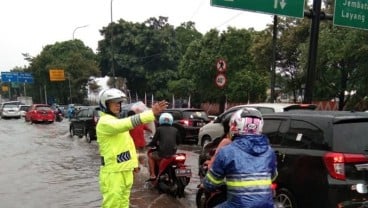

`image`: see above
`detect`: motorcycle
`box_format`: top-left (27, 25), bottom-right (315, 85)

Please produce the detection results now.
top-left (196, 137), bottom-right (285, 208)
top-left (54, 109), bottom-right (63, 122)
top-left (145, 147), bottom-right (191, 198)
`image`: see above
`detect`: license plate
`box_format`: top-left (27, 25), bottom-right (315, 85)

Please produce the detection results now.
top-left (175, 168), bottom-right (191, 177)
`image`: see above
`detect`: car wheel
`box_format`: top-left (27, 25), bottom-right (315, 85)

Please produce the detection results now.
top-left (274, 188), bottom-right (297, 208)
top-left (70, 126), bottom-right (75, 138)
top-left (201, 135), bottom-right (212, 147)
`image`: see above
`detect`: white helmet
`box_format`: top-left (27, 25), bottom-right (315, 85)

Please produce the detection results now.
top-left (99, 88), bottom-right (127, 112)
top-left (229, 108), bottom-right (264, 137)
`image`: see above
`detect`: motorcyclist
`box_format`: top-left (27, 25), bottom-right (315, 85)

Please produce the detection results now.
top-left (96, 88), bottom-right (168, 208)
top-left (147, 112), bottom-right (180, 180)
top-left (203, 108), bottom-right (278, 208)
top-left (67, 104), bottom-right (75, 120)
top-left (54, 105), bottom-right (63, 121)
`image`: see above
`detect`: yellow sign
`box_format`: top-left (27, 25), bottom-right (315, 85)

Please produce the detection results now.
top-left (2, 85), bottom-right (8, 92)
top-left (49, 69), bottom-right (65, 81)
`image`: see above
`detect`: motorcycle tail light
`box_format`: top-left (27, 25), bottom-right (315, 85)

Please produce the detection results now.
top-left (271, 183), bottom-right (277, 190)
top-left (175, 155), bottom-right (186, 162)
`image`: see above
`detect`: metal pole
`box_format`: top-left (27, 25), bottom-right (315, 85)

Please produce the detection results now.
top-left (68, 73), bottom-right (72, 104)
top-left (110, 0), bottom-right (116, 87)
top-left (303, 0), bottom-right (322, 104)
top-left (44, 85), bottom-right (47, 104)
top-left (271, 15), bottom-right (278, 103)
top-left (72, 25), bottom-right (89, 40)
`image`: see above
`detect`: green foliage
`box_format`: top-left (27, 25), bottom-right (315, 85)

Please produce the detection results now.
top-left (7, 13), bottom-right (368, 111)
top-left (27, 40), bottom-right (99, 104)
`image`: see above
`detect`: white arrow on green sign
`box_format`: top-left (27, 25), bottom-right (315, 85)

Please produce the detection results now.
top-left (211, 0), bottom-right (305, 18)
top-left (334, 0), bottom-right (368, 30)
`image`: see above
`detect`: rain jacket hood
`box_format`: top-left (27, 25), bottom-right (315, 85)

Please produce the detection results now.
top-left (233, 134), bottom-right (270, 156)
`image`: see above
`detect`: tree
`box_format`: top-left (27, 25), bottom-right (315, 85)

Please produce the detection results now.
top-left (178, 27), bottom-right (268, 111)
top-left (27, 40), bottom-right (100, 104)
top-left (98, 17), bottom-right (202, 100)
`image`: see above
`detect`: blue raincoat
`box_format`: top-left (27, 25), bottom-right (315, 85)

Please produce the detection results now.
top-left (203, 134), bottom-right (277, 208)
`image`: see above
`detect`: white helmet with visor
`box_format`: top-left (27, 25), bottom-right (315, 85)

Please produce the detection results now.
top-left (99, 88), bottom-right (127, 112)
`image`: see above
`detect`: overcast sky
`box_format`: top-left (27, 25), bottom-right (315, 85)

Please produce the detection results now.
top-left (0, 0), bottom-right (274, 72)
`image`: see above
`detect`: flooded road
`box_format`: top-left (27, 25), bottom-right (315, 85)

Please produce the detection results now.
top-left (0, 118), bottom-right (201, 208)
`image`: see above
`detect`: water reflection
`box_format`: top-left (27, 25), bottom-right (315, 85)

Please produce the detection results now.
top-left (0, 119), bottom-right (200, 208)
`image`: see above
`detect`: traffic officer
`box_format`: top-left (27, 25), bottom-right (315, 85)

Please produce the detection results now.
top-left (97, 88), bottom-right (167, 208)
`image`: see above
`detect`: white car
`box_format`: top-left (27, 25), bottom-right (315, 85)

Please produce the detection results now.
top-left (197, 103), bottom-right (316, 147)
top-left (1, 102), bottom-right (21, 119)
top-left (18, 105), bottom-right (30, 117)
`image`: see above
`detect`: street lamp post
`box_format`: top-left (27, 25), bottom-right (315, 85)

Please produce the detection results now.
top-left (110, 0), bottom-right (116, 87)
top-left (72, 25), bottom-right (89, 40)
top-left (68, 73), bottom-right (72, 104)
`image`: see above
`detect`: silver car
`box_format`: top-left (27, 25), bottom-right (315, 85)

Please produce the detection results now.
top-left (1, 103), bottom-right (21, 119)
top-left (198, 103), bottom-right (316, 147)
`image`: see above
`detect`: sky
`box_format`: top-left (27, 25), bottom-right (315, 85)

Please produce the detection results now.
top-left (0, 0), bottom-right (274, 72)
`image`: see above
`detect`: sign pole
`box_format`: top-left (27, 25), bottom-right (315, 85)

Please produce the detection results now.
top-left (8, 85), bottom-right (11, 99)
top-left (44, 85), bottom-right (47, 104)
top-left (303, 0), bottom-right (322, 104)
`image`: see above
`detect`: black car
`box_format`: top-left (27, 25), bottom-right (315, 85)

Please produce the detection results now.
top-left (160, 108), bottom-right (211, 144)
top-left (262, 110), bottom-right (368, 208)
top-left (69, 106), bottom-right (101, 143)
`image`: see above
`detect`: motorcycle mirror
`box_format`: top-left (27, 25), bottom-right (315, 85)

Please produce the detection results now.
top-left (356, 184), bottom-right (368, 194)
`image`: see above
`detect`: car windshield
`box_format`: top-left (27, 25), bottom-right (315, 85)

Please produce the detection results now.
top-left (183, 111), bottom-right (209, 120)
top-left (333, 121), bottom-right (368, 153)
top-left (4, 104), bottom-right (18, 108)
top-left (36, 106), bottom-right (51, 111)
top-left (20, 106), bottom-right (29, 111)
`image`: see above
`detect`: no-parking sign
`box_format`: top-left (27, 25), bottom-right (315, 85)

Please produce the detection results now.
top-left (215, 73), bottom-right (227, 88)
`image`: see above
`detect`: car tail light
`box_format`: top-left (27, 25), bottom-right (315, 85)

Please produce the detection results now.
top-left (179, 119), bottom-right (193, 126)
top-left (324, 152), bottom-right (368, 180)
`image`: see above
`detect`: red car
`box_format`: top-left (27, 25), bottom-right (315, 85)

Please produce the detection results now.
top-left (25, 104), bottom-right (55, 123)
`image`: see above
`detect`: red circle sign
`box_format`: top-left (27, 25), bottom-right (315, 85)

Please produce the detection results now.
top-left (215, 73), bottom-right (227, 88)
top-left (216, 59), bottom-right (227, 72)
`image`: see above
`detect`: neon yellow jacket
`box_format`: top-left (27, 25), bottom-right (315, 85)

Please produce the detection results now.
top-left (96, 110), bottom-right (155, 172)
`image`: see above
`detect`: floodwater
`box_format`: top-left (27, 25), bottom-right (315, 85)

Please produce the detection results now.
top-left (0, 118), bottom-right (201, 208)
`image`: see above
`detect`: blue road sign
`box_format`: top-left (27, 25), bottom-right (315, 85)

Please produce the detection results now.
top-left (18, 72), bottom-right (34, 83)
top-left (1, 72), bottom-right (18, 83)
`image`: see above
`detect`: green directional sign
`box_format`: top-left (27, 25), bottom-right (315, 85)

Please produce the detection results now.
top-left (211, 0), bottom-right (305, 19)
top-left (334, 0), bottom-right (368, 30)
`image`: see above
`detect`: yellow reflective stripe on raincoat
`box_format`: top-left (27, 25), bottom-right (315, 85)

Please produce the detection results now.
top-left (226, 179), bottom-right (272, 187)
top-left (206, 172), bottom-right (224, 185)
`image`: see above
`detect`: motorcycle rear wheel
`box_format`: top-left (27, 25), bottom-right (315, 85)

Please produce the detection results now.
top-left (196, 188), bottom-right (206, 208)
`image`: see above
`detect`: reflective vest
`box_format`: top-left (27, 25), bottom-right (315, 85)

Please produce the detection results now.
top-left (96, 111), bottom-right (155, 172)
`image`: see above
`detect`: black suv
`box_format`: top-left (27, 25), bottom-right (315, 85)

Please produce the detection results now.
top-left (262, 110), bottom-right (368, 208)
top-left (160, 108), bottom-right (211, 144)
top-left (69, 106), bottom-right (101, 143)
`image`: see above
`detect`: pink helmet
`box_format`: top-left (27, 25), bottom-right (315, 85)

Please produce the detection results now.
top-left (229, 108), bottom-right (264, 137)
